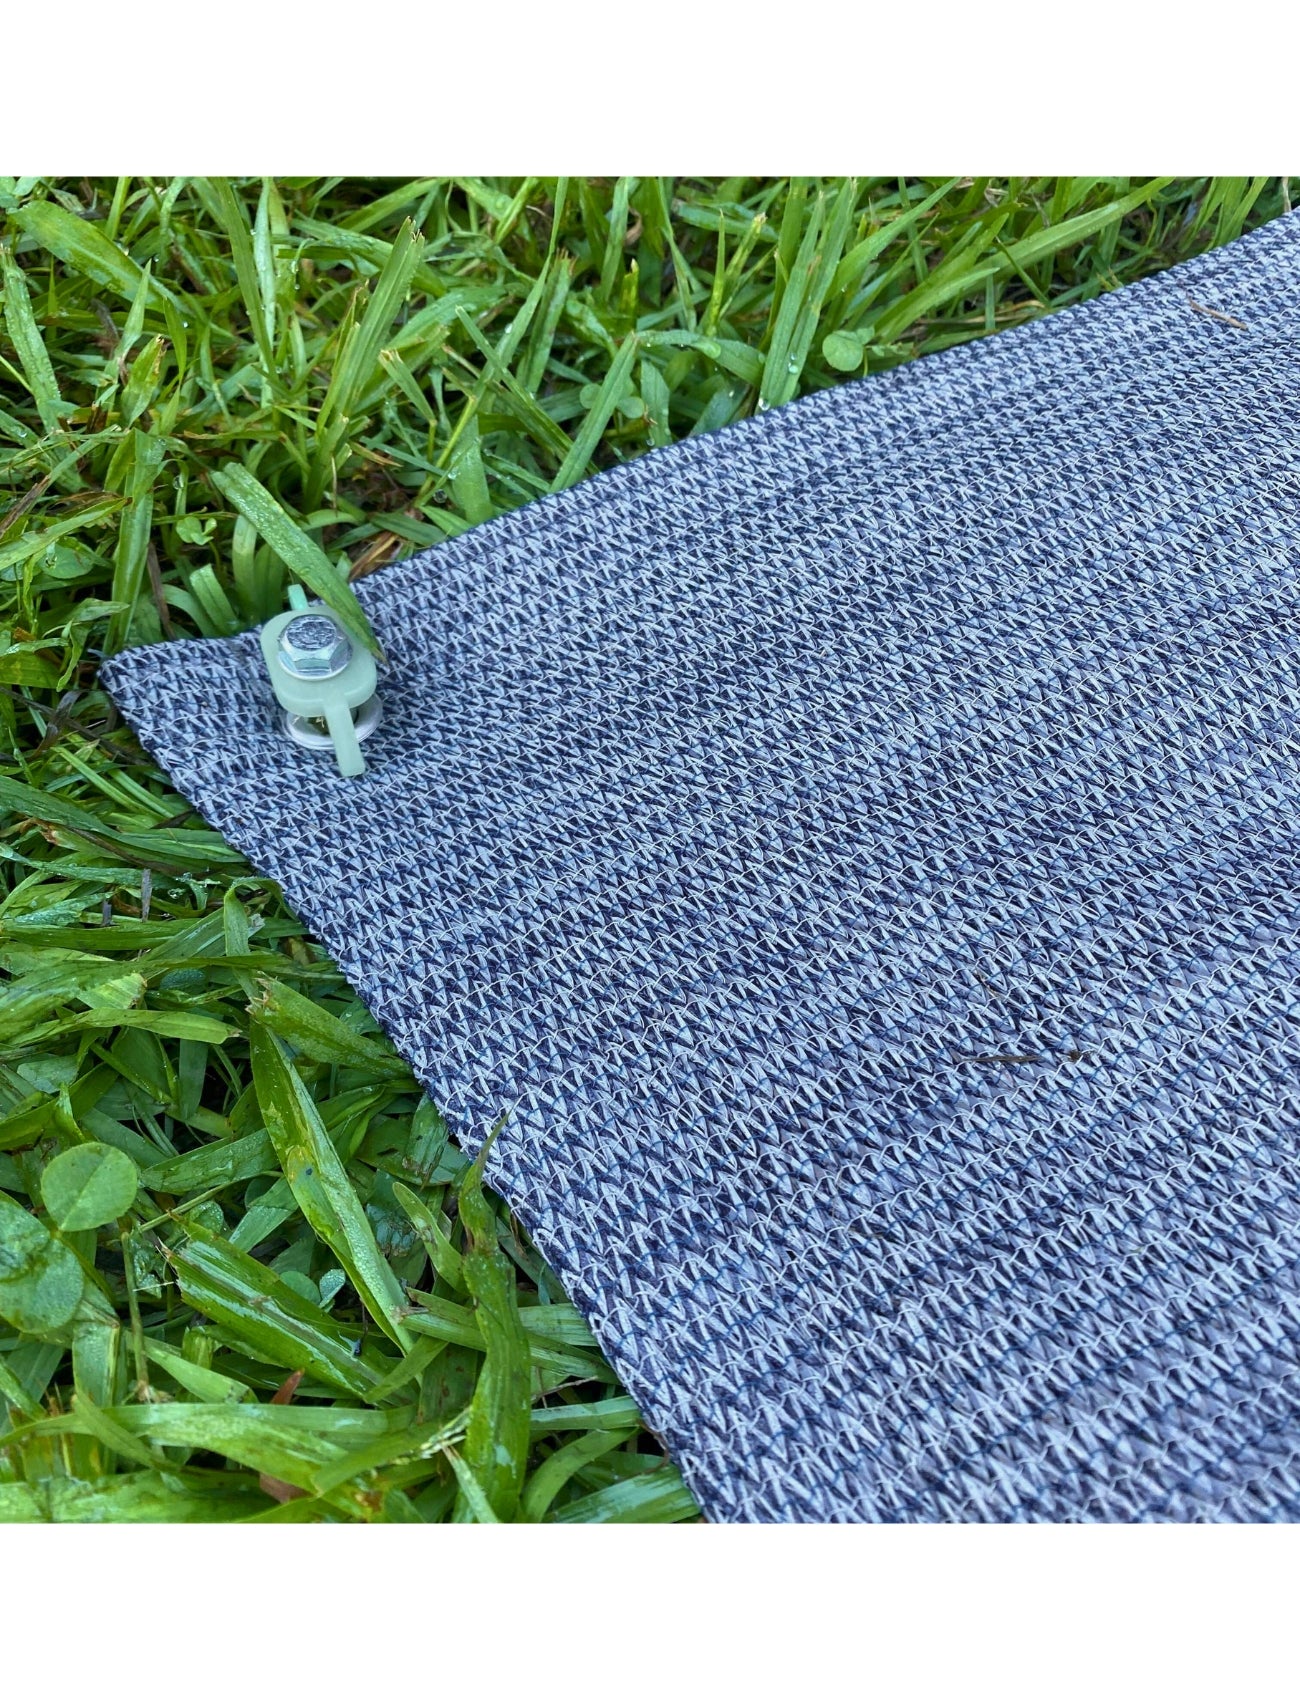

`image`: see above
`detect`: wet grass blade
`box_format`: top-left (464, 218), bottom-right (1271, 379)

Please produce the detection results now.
top-left (12, 200), bottom-right (163, 307)
top-left (550, 332), bottom-right (640, 491)
top-left (107, 430), bottom-right (165, 650)
top-left (527, 1395), bottom-right (644, 1435)
top-left (248, 1021), bottom-right (413, 1350)
top-left (549, 1464), bottom-right (700, 1523)
top-left (1, 247), bottom-right (69, 446)
top-left (521, 1426), bottom-right (638, 1522)
top-left (452, 1135), bottom-right (531, 1521)
top-left (211, 178), bottom-right (277, 381)
top-left (0, 495), bottom-right (125, 576)
top-left (211, 464), bottom-right (380, 656)
top-left (251, 975), bottom-right (411, 1077)
top-left (166, 1221), bottom-right (395, 1396)
top-left (318, 218), bottom-right (425, 433)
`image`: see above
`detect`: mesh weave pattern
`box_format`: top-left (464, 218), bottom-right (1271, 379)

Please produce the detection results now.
top-left (102, 216), bottom-right (1300, 1521)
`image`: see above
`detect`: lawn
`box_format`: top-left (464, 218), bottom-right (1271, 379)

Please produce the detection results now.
top-left (0, 175), bottom-right (1289, 1523)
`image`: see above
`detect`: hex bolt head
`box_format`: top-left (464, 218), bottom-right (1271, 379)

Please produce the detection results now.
top-left (277, 613), bottom-right (352, 679)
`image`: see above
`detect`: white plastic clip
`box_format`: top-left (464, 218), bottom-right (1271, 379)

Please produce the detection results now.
top-left (259, 592), bottom-right (380, 778)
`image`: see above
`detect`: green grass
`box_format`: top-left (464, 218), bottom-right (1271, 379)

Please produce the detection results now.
top-left (0, 175), bottom-right (1290, 1524)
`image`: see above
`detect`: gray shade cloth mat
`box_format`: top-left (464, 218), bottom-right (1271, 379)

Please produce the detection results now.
top-left (102, 215), bottom-right (1300, 1522)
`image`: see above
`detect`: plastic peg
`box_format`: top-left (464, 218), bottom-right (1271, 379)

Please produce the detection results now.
top-left (259, 603), bottom-right (380, 778)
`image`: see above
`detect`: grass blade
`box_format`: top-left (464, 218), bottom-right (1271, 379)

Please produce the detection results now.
top-left (452, 1134), bottom-right (531, 1521)
top-left (522, 1426), bottom-right (637, 1522)
top-left (249, 1022), bottom-right (412, 1350)
top-left (1, 247), bottom-right (68, 444)
top-left (210, 463), bottom-right (380, 655)
top-left (317, 218), bottom-right (425, 433)
top-left (107, 429), bottom-right (165, 650)
top-left (251, 976), bottom-right (411, 1077)
top-left (550, 332), bottom-right (640, 491)
top-left (550, 1464), bottom-right (700, 1523)
top-left (210, 178), bottom-right (276, 380)
top-left (167, 1221), bottom-right (394, 1396)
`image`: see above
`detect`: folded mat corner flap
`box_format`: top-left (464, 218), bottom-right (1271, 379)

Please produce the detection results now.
top-left (102, 214), bottom-right (1300, 1522)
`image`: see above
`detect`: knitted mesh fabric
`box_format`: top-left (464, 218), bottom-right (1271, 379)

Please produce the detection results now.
top-left (102, 216), bottom-right (1300, 1522)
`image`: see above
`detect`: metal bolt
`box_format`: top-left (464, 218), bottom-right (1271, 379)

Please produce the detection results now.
top-left (277, 613), bottom-right (352, 679)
